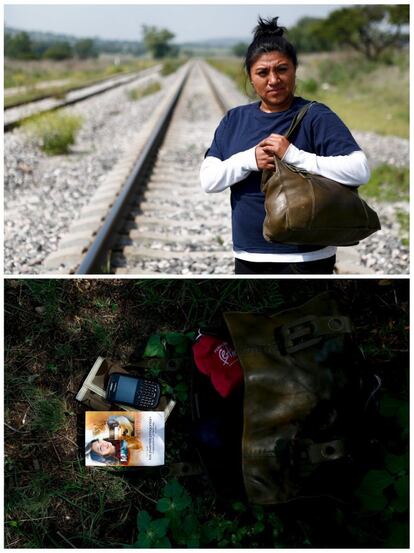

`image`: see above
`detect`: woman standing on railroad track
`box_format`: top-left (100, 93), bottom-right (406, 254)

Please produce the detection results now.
top-left (200, 16), bottom-right (370, 275)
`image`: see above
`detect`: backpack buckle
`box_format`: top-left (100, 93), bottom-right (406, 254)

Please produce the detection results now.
top-left (280, 315), bottom-right (351, 353)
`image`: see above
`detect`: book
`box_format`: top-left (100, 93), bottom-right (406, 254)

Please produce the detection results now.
top-left (85, 411), bottom-right (164, 466)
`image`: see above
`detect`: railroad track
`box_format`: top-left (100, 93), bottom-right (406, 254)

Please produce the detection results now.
top-left (42, 60), bottom-right (376, 276)
top-left (4, 65), bottom-right (162, 132)
top-left (45, 60), bottom-right (242, 275)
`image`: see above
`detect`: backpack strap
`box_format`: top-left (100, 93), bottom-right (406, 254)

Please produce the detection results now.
top-left (284, 101), bottom-right (316, 140)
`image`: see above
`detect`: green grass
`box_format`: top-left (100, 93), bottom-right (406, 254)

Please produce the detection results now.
top-left (22, 111), bottom-right (83, 155)
top-left (310, 53), bottom-right (409, 137)
top-left (208, 51), bottom-right (408, 138)
top-left (4, 58), bottom-right (159, 108)
top-left (396, 210), bottom-right (409, 247)
top-left (127, 81), bottom-right (161, 101)
top-left (360, 164), bottom-right (409, 202)
top-left (29, 392), bottom-right (68, 433)
top-left (161, 58), bottom-right (187, 76)
top-left (4, 279), bottom-right (409, 548)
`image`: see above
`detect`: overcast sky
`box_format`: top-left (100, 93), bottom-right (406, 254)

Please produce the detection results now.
top-left (4, 4), bottom-right (343, 43)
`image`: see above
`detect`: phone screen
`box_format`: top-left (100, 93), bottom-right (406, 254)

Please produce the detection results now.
top-left (115, 375), bottom-right (138, 404)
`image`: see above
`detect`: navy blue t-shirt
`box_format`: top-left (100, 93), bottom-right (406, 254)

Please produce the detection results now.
top-left (206, 97), bottom-right (361, 254)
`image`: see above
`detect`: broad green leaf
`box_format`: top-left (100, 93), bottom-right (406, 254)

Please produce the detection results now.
top-left (136, 533), bottom-right (151, 548)
top-left (163, 479), bottom-right (184, 499)
top-left (379, 396), bottom-right (405, 418)
top-left (397, 403), bottom-right (409, 428)
top-left (151, 517), bottom-right (170, 538)
top-left (174, 340), bottom-right (190, 355)
top-left (174, 494), bottom-right (192, 511)
top-left (174, 382), bottom-right (188, 401)
top-left (268, 513), bottom-right (284, 533)
top-left (165, 332), bottom-right (187, 346)
top-left (137, 510), bottom-right (151, 532)
top-left (393, 475), bottom-right (409, 513)
top-left (358, 492), bottom-right (388, 512)
top-left (358, 470), bottom-right (394, 494)
top-left (186, 534), bottom-right (201, 548)
top-left (232, 501), bottom-right (247, 513)
top-left (355, 470), bottom-right (393, 512)
top-left (385, 521), bottom-right (409, 548)
top-left (201, 520), bottom-right (225, 544)
top-left (183, 513), bottom-right (198, 533)
top-left (384, 453), bottom-right (408, 475)
top-left (253, 521), bottom-right (265, 534)
top-left (154, 536), bottom-right (171, 548)
top-left (156, 498), bottom-right (171, 513)
top-left (253, 505), bottom-right (264, 520)
top-left (143, 334), bottom-right (166, 358)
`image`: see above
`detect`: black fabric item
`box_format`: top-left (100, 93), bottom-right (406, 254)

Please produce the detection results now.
top-left (234, 255), bottom-right (336, 275)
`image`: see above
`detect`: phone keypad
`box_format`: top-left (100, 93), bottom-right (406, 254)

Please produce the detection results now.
top-left (134, 382), bottom-right (160, 409)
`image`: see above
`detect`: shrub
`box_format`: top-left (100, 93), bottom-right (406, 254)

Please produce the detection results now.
top-left (299, 78), bottom-right (318, 94)
top-left (161, 59), bottom-right (186, 76)
top-left (127, 81), bottom-right (161, 101)
top-left (318, 56), bottom-right (376, 86)
top-left (23, 111), bottom-right (83, 155)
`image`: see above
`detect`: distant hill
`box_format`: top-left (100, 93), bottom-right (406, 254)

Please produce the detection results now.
top-left (4, 26), bottom-right (145, 55)
top-left (180, 37), bottom-right (248, 48)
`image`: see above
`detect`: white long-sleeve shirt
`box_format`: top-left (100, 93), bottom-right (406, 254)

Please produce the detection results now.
top-left (200, 146), bottom-right (370, 193)
top-left (200, 146), bottom-right (370, 262)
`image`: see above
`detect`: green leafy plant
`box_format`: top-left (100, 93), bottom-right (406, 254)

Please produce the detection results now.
top-left (23, 111), bottom-right (83, 155)
top-left (132, 480), bottom-right (284, 548)
top-left (132, 480), bottom-right (209, 548)
top-left (143, 332), bottom-right (194, 359)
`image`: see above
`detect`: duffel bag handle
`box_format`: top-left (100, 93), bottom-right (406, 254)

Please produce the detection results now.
top-left (284, 101), bottom-right (316, 140)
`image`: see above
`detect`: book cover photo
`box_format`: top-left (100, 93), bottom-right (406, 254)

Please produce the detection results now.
top-left (85, 411), bottom-right (165, 467)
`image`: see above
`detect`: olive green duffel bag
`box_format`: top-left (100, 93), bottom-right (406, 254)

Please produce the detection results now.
top-left (224, 292), bottom-right (373, 504)
top-left (261, 102), bottom-right (381, 246)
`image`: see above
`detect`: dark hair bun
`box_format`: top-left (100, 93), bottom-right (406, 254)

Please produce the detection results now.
top-left (253, 16), bottom-right (285, 40)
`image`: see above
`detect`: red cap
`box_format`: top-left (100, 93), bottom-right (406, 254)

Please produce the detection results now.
top-left (193, 335), bottom-right (243, 398)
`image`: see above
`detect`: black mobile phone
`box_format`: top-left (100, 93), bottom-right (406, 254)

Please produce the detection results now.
top-left (106, 373), bottom-right (161, 410)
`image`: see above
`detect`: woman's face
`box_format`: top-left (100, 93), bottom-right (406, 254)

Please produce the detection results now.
top-left (92, 439), bottom-right (116, 457)
top-left (250, 51), bottom-right (296, 112)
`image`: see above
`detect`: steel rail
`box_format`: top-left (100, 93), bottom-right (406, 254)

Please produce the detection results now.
top-left (200, 62), bottom-right (230, 114)
top-left (4, 68), bottom-right (152, 111)
top-left (77, 64), bottom-right (192, 274)
top-left (4, 66), bottom-right (161, 133)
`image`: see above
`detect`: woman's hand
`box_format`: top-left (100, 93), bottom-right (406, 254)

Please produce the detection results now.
top-left (255, 145), bottom-right (276, 170)
top-left (258, 134), bottom-right (291, 160)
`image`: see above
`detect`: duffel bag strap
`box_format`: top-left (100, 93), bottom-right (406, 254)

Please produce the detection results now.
top-left (277, 315), bottom-right (352, 354)
top-left (284, 101), bottom-right (316, 140)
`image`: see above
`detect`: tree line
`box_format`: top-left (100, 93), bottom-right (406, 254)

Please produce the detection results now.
top-left (4, 25), bottom-right (177, 60)
top-left (5, 33), bottom-right (100, 60)
top-left (5, 5), bottom-right (409, 62)
top-left (234, 5), bottom-right (409, 61)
